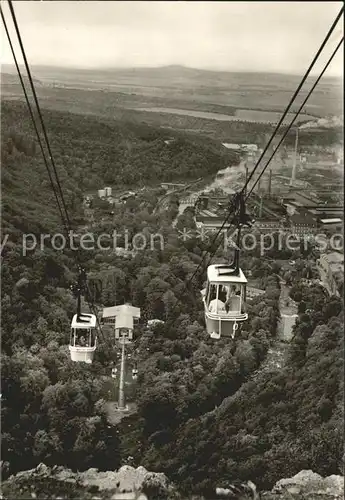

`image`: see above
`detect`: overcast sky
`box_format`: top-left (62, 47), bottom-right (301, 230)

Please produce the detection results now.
top-left (1, 1), bottom-right (343, 76)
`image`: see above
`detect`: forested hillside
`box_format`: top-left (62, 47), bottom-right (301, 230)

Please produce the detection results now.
top-left (1, 99), bottom-right (237, 190)
top-left (117, 281), bottom-right (343, 495)
top-left (0, 99), bottom-right (234, 479)
top-left (1, 99), bottom-right (238, 242)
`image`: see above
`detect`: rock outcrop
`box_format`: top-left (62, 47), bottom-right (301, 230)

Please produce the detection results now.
top-left (262, 470), bottom-right (344, 500)
top-left (1, 465), bottom-right (343, 499)
top-left (1, 463), bottom-right (179, 499)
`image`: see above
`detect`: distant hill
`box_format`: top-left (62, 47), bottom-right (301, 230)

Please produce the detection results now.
top-left (0, 70), bottom-right (43, 87)
top-left (1, 64), bottom-right (341, 118)
top-left (29, 65), bottom-right (343, 117)
top-left (27, 63), bottom-right (342, 82)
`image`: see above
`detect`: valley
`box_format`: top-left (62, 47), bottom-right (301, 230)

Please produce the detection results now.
top-left (1, 62), bottom-right (343, 500)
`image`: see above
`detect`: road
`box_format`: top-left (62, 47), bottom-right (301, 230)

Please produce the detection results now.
top-left (258, 280), bottom-right (297, 374)
top-left (278, 279), bottom-right (298, 342)
top-left (103, 342), bottom-right (138, 425)
top-left (153, 177), bottom-right (203, 215)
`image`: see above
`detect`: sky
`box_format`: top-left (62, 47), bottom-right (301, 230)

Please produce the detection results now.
top-left (1, 1), bottom-right (343, 76)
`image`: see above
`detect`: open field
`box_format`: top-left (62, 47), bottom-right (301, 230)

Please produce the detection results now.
top-left (2, 64), bottom-right (342, 117)
top-left (1, 65), bottom-right (342, 145)
top-left (130, 106), bottom-right (318, 124)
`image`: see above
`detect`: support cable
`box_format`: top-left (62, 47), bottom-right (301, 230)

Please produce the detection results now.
top-left (7, 0), bottom-right (72, 231)
top-left (1, 4), bottom-right (68, 232)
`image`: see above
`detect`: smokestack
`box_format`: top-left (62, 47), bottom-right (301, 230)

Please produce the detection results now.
top-left (268, 169), bottom-right (272, 198)
top-left (290, 128), bottom-right (299, 185)
top-left (245, 165), bottom-right (248, 184)
top-left (257, 177), bottom-right (261, 194)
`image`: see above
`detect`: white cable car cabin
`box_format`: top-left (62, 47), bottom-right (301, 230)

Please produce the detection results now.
top-left (69, 313), bottom-right (97, 363)
top-left (201, 264), bottom-right (248, 340)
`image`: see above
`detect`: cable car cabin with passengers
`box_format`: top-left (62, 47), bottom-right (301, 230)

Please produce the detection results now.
top-left (69, 313), bottom-right (97, 363)
top-left (201, 264), bottom-right (248, 339)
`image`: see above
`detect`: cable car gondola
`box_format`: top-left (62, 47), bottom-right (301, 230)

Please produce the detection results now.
top-left (69, 313), bottom-right (97, 363)
top-left (201, 265), bottom-right (248, 339)
top-left (201, 192), bottom-right (252, 340)
top-left (69, 266), bottom-right (98, 363)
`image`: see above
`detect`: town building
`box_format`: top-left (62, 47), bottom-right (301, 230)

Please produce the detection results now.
top-left (222, 143), bottom-right (258, 155)
top-left (290, 211), bottom-right (318, 235)
top-left (114, 247), bottom-right (135, 258)
top-left (161, 182), bottom-right (185, 190)
top-left (309, 207), bottom-right (344, 220)
top-left (316, 251), bottom-right (344, 297)
top-left (222, 143), bottom-right (241, 151)
top-left (98, 187), bottom-right (113, 199)
top-left (164, 139), bottom-right (175, 145)
top-left (254, 220), bottom-right (282, 231)
top-left (119, 191), bottom-right (136, 202)
top-left (247, 286), bottom-right (265, 299)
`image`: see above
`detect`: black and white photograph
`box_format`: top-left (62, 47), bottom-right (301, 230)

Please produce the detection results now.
top-left (0, 1), bottom-right (344, 499)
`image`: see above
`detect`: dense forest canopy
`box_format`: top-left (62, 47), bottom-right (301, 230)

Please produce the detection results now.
top-left (1, 100), bottom-right (343, 496)
top-left (1, 99), bottom-right (238, 188)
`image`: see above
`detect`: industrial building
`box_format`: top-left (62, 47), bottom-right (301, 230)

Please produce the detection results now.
top-left (319, 218), bottom-right (343, 234)
top-left (281, 191), bottom-right (320, 213)
top-left (281, 191), bottom-right (343, 231)
top-left (290, 211), bottom-right (318, 235)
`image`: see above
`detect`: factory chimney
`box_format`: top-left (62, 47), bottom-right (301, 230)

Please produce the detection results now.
top-left (268, 169), bottom-right (272, 198)
top-left (290, 127), bottom-right (299, 186)
top-left (259, 196), bottom-right (263, 218)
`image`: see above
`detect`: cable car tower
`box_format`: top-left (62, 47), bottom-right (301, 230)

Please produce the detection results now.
top-left (201, 192), bottom-right (253, 340)
top-left (69, 266), bottom-right (97, 363)
top-left (103, 304), bottom-right (141, 411)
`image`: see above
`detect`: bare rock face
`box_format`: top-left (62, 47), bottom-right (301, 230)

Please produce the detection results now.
top-left (262, 470), bottom-right (344, 500)
top-left (1, 463), bottom-right (177, 500)
top-left (1, 465), bottom-right (343, 500)
top-left (216, 480), bottom-right (259, 498)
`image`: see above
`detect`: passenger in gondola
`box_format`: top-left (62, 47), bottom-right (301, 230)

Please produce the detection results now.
top-left (209, 287), bottom-right (226, 313)
top-left (225, 285), bottom-right (241, 313)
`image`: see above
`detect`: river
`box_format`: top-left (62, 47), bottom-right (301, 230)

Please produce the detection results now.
top-left (132, 106), bottom-right (317, 124)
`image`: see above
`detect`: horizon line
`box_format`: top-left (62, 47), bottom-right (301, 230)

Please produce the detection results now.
top-left (1, 62), bottom-right (342, 79)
